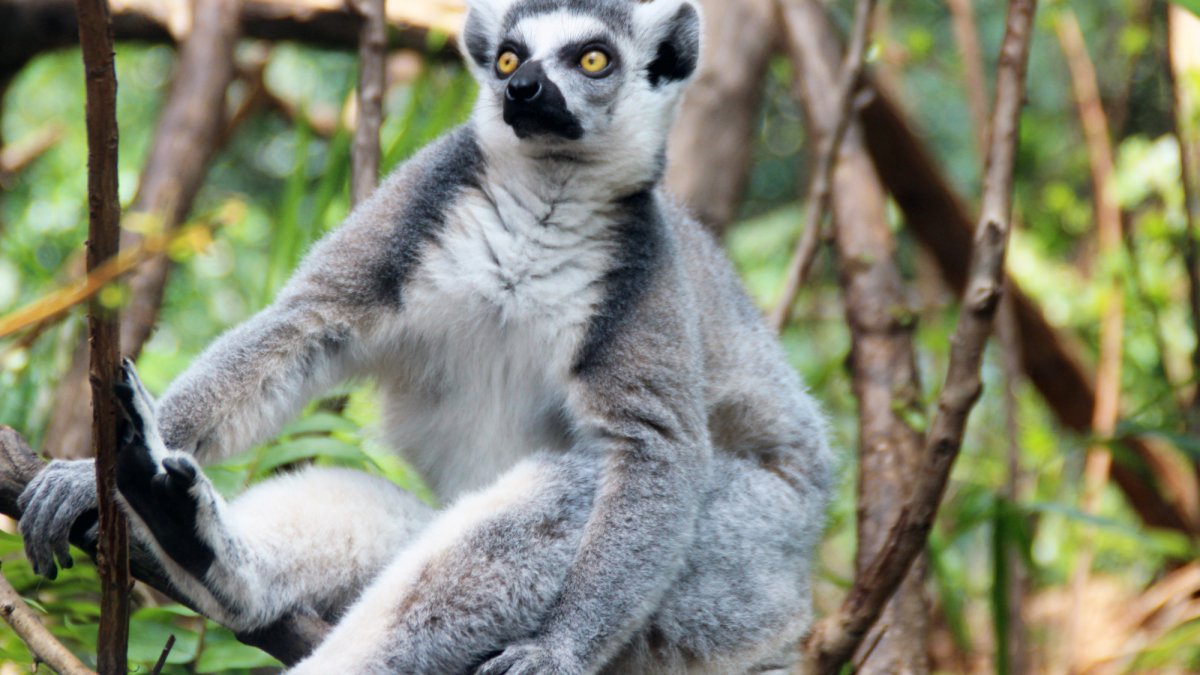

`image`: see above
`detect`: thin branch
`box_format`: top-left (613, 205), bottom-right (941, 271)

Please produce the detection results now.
top-left (149, 634), bottom-right (176, 675)
top-left (0, 566), bottom-right (97, 675)
top-left (768, 0), bottom-right (877, 333)
top-left (783, 0), bottom-right (931, 667)
top-left (803, 0), bottom-right (1038, 671)
top-left (74, 0), bottom-right (131, 669)
top-left (351, 0), bottom-right (386, 206)
top-left (946, 0), bottom-right (989, 157)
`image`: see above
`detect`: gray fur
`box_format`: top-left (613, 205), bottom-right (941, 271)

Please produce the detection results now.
top-left (18, 0), bottom-right (835, 672)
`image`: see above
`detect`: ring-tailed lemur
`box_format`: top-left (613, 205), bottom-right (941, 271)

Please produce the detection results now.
top-left (19, 0), bottom-right (836, 672)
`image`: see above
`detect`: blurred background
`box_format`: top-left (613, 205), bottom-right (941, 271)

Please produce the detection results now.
top-left (1, 0), bottom-right (1199, 672)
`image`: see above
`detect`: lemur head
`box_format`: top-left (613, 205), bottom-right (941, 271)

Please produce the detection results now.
top-left (462, 0), bottom-right (701, 176)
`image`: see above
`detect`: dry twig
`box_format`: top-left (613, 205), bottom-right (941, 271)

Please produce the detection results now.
top-left (802, 0), bottom-right (1038, 671)
top-left (768, 0), bottom-right (877, 333)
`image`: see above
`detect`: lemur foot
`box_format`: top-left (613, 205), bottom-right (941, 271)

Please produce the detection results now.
top-left (114, 359), bottom-right (217, 579)
top-left (475, 642), bottom-right (584, 675)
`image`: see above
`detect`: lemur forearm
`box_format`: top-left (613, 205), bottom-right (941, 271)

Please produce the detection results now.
top-left (542, 435), bottom-right (705, 669)
top-left (156, 301), bottom-right (359, 461)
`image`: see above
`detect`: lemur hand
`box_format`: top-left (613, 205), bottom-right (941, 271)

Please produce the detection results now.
top-left (18, 459), bottom-right (99, 579)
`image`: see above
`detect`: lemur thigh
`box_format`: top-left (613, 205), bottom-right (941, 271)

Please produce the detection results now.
top-left (289, 454), bottom-right (601, 675)
top-left (114, 362), bottom-right (433, 631)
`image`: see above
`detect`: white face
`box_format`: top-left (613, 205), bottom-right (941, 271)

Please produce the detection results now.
top-left (462, 0), bottom-right (701, 177)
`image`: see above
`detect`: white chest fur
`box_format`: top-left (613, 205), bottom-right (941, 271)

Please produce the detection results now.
top-left (373, 175), bottom-right (616, 502)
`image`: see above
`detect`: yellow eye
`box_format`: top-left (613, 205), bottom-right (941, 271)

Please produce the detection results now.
top-left (579, 50), bottom-right (609, 74)
top-left (496, 51), bottom-right (520, 76)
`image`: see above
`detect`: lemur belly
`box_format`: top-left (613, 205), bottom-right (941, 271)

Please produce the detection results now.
top-left (378, 187), bottom-right (613, 502)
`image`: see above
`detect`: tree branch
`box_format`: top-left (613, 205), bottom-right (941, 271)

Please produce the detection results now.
top-left (0, 566), bottom-right (97, 675)
top-left (1055, 11), bottom-right (1128, 666)
top-left (1169, 5), bottom-right (1200, 433)
top-left (768, 0), bottom-right (876, 334)
top-left (803, 0), bottom-right (1039, 671)
top-left (74, 0), bottom-right (131, 668)
top-left (852, 21), bottom-right (1195, 535)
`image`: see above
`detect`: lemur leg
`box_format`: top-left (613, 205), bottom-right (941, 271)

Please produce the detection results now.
top-left (113, 360), bottom-right (433, 631)
top-left (287, 453), bottom-right (601, 675)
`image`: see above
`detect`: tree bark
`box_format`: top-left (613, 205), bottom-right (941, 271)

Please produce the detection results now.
top-left (45, 0), bottom-right (243, 460)
top-left (664, 0), bottom-right (778, 235)
top-left (74, 0), bottom-right (130, 669)
top-left (783, 1), bottom-right (930, 671)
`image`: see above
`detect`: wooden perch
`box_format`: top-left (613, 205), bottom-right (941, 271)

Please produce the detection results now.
top-left (0, 426), bottom-right (330, 665)
top-left (802, 0), bottom-right (1039, 671)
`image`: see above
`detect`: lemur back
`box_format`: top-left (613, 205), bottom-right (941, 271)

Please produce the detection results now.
top-left (18, 0), bottom-right (836, 672)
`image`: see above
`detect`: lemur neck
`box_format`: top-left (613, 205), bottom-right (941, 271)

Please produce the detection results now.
top-left (477, 129), bottom-right (665, 211)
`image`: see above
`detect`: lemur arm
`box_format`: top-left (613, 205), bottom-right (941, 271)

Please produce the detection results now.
top-left (481, 289), bottom-right (710, 674)
top-left (155, 216), bottom-right (399, 462)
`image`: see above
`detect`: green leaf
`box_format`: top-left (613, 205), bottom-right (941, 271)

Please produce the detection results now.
top-left (194, 626), bottom-right (281, 673)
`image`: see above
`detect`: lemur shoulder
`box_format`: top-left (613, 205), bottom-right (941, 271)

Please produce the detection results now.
top-left (19, 0), bottom-right (836, 672)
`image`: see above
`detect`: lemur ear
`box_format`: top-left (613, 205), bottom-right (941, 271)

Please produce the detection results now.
top-left (639, 0), bottom-right (702, 87)
top-left (461, 0), bottom-right (513, 70)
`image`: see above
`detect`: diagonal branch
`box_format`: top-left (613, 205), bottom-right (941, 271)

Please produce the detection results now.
top-left (0, 566), bottom-right (97, 675)
top-left (802, 0), bottom-right (1039, 671)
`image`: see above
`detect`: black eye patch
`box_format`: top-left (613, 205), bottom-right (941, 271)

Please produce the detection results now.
top-left (557, 39), bottom-right (619, 74)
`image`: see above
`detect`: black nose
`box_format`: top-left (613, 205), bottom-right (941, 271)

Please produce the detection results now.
top-left (506, 66), bottom-right (543, 103)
